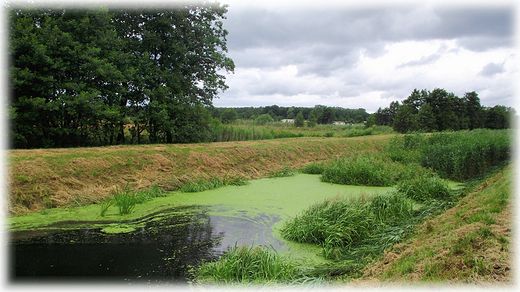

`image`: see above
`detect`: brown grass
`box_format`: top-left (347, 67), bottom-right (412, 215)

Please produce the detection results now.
top-left (7, 136), bottom-right (389, 216)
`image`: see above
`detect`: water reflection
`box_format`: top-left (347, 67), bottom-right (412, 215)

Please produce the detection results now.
top-left (10, 206), bottom-right (224, 284)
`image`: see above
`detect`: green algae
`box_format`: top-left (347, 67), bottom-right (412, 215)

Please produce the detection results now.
top-left (7, 174), bottom-right (394, 268)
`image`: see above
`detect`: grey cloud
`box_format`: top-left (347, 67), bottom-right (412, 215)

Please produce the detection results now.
top-left (397, 54), bottom-right (442, 68)
top-left (479, 62), bottom-right (506, 77)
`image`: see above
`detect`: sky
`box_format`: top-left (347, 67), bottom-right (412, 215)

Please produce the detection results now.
top-left (211, 0), bottom-right (518, 113)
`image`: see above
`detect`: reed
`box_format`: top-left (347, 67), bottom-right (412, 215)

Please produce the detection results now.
top-left (320, 154), bottom-right (402, 186)
top-left (113, 185), bottom-right (138, 215)
top-left (396, 174), bottom-right (452, 202)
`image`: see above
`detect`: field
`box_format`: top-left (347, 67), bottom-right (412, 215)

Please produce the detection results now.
top-left (6, 128), bottom-right (514, 285)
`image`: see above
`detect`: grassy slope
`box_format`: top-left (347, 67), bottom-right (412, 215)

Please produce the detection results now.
top-left (354, 164), bottom-right (513, 285)
top-left (7, 136), bottom-right (390, 215)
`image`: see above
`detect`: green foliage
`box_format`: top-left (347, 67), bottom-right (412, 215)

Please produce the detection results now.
top-left (101, 184), bottom-right (165, 216)
top-left (294, 111), bottom-right (305, 127)
top-left (9, 3), bottom-right (234, 148)
top-left (320, 154), bottom-right (403, 186)
top-left (299, 162), bottom-right (326, 174)
top-left (396, 174), bottom-right (452, 202)
top-left (193, 244), bottom-right (303, 284)
top-left (255, 114), bottom-right (274, 125)
top-left (220, 108), bottom-right (238, 124)
top-left (280, 193), bottom-right (416, 261)
top-left (420, 129), bottom-right (511, 180)
top-left (113, 185), bottom-right (138, 215)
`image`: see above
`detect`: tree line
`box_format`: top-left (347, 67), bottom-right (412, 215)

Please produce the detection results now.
top-left (209, 105), bottom-right (370, 125)
top-left (9, 3), bottom-right (234, 149)
top-left (370, 88), bottom-right (515, 133)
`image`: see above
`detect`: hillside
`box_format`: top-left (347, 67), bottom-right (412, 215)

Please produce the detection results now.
top-left (354, 164), bottom-right (513, 285)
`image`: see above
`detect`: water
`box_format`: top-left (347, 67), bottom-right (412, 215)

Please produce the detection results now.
top-left (8, 174), bottom-right (393, 283)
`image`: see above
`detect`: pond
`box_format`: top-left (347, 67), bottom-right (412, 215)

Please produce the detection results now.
top-left (8, 174), bottom-right (393, 284)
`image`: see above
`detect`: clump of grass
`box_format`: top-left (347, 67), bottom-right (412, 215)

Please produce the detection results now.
top-left (100, 184), bottom-right (166, 216)
top-left (268, 166), bottom-right (296, 178)
top-left (113, 185), bottom-right (138, 215)
top-left (320, 154), bottom-right (402, 186)
top-left (396, 174), bottom-right (452, 202)
top-left (299, 162), bottom-right (326, 174)
top-left (193, 244), bottom-right (303, 285)
top-left (181, 176), bottom-right (248, 193)
top-left (280, 193), bottom-right (418, 262)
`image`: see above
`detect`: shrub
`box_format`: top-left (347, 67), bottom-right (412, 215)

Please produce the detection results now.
top-left (299, 162), bottom-right (326, 174)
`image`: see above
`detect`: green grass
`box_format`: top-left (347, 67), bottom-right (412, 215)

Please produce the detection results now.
top-left (180, 176), bottom-right (248, 193)
top-left (101, 184), bottom-right (166, 216)
top-left (193, 244), bottom-right (304, 285)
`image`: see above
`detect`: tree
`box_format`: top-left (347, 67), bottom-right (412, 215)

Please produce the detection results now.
top-left (365, 114), bottom-right (375, 128)
top-left (318, 108), bottom-right (334, 124)
top-left (464, 91), bottom-right (484, 130)
top-left (294, 111), bottom-right (305, 127)
top-left (221, 108), bottom-right (238, 124)
top-left (393, 105), bottom-right (418, 133)
top-left (308, 110), bottom-right (317, 127)
top-left (417, 102), bottom-right (437, 132)
top-left (9, 3), bottom-right (234, 148)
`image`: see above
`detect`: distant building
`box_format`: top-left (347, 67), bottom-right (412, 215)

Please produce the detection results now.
top-left (333, 121), bottom-right (346, 125)
top-left (281, 119), bottom-right (295, 123)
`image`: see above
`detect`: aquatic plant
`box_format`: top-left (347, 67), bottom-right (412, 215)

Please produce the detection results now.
top-left (113, 185), bottom-right (138, 215)
top-left (99, 199), bottom-right (113, 217)
top-left (193, 244), bottom-right (303, 284)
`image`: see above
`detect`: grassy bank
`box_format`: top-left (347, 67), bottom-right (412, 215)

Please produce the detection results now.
top-left (7, 136), bottom-right (390, 215)
top-left (191, 129), bottom-right (513, 285)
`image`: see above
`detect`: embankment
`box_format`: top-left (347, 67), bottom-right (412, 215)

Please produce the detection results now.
top-left (7, 136), bottom-right (390, 216)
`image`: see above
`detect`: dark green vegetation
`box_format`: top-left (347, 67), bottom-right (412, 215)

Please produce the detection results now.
top-left (193, 129), bottom-right (513, 284)
top-left (374, 88), bottom-right (516, 133)
top-left (10, 3), bottom-right (234, 148)
top-left (180, 176), bottom-right (248, 193)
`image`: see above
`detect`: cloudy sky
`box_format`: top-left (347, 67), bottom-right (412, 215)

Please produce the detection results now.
top-left (212, 0), bottom-right (518, 112)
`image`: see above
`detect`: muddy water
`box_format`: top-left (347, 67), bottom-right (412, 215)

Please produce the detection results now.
top-left (9, 174), bottom-right (392, 283)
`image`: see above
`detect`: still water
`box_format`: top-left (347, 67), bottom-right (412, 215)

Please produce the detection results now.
top-left (9, 174), bottom-right (392, 284)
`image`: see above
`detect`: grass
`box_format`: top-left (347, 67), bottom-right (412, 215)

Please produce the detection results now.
top-left (359, 164), bottom-right (512, 283)
top-left (192, 244), bottom-right (304, 285)
top-left (101, 184), bottom-right (166, 216)
top-left (268, 166), bottom-right (296, 178)
top-left (180, 176), bottom-right (248, 193)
